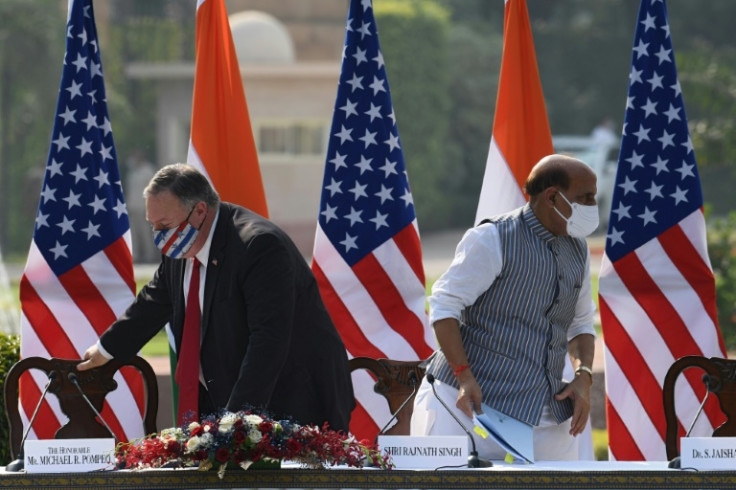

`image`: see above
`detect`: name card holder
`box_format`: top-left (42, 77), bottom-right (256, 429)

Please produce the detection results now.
top-left (378, 435), bottom-right (468, 469)
top-left (680, 437), bottom-right (736, 470)
top-left (25, 438), bottom-right (115, 473)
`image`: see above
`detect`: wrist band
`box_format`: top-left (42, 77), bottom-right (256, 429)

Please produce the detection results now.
top-left (453, 364), bottom-right (471, 376)
top-left (575, 365), bottom-right (593, 378)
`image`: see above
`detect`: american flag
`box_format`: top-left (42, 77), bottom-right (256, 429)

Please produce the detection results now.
top-left (18, 0), bottom-right (145, 442)
top-left (600, 0), bottom-right (726, 460)
top-left (311, 0), bottom-right (436, 440)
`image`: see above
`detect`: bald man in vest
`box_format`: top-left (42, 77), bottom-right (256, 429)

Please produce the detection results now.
top-left (412, 155), bottom-right (598, 461)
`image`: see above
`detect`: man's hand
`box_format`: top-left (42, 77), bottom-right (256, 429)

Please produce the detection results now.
top-left (455, 370), bottom-right (483, 418)
top-left (554, 372), bottom-right (592, 436)
top-left (76, 344), bottom-right (110, 371)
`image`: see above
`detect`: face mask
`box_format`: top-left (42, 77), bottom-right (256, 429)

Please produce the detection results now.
top-left (553, 190), bottom-right (599, 238)
top-left (153, 206), bottom-right (205, 259)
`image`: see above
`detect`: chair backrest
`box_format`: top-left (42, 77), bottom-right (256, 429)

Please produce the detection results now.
top-left (3, 356), bottom-right (158, 460)
top-left (663, 355), bottom-right (736, 460)
top-left (349, 357), bottom-right (425, 436)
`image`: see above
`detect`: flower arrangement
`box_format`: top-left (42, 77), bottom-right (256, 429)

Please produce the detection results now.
top-left (115, 410), bottom-right (392, 478)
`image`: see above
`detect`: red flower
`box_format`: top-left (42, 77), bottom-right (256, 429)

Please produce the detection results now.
top-left (286, 438), bottom-right (302, 454)
top-left (215, 448), bottom-right (231, 463)
top-left (113, 410), bottom-right (393, 475)
top-left (258, 420), bottom-right (273, 433)
top-left (233, 430), bottom-right (247, 444)
top-left (233, 449), bottom-right (247, 464)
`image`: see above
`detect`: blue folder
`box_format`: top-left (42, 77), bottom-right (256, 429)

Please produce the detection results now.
top-left (473, 406), bottom-right (535, 463)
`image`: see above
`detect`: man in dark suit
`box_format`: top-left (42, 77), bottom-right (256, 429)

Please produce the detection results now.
top-left (78, 163), bottom-right (354, 432)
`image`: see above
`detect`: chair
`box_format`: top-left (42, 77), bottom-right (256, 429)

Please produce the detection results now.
top-left (3, 356), bottom-right (158, 460)
top-left (349, 357), bottom-right (425, 435)
top-left (663, 355), bottom-right (736, 461)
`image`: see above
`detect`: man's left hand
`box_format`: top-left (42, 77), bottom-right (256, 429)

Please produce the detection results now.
top-left (554, 372), bottom-right (592, 436)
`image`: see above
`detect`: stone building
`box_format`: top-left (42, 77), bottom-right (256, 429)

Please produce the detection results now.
top-left (127, 1), bottom-right (348, 256)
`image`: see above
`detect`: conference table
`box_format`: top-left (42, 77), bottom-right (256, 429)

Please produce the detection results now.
top-left (2, 460), bottom-right (735, 489)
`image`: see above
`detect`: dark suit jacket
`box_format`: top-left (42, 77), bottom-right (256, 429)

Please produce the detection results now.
top-left (101, 203), bottom-right (354, 431)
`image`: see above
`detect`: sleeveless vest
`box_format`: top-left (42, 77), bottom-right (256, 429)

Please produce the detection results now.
top-left (427, 205), bottom-right (588, 425)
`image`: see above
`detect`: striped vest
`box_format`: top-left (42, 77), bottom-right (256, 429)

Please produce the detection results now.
top-left (428, 205), bottom-right (588, 425)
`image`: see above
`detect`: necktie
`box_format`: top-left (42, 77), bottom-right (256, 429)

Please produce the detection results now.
top-left (176, 257), bottom-right (201, 425)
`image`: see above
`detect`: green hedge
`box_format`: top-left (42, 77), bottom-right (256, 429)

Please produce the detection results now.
top-left (708, 212), bottom-right (736, 351)
top-left (0, 332), bottom-right (20, 465)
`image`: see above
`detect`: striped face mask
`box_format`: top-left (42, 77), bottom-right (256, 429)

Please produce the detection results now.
top-left (152, 206), bottom-right (205, 259)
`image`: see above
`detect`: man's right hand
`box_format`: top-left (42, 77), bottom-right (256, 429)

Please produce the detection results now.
top-left (76, 344), bottom-right (110, 371)
top-left (455, 370), bottom-right (483, 418)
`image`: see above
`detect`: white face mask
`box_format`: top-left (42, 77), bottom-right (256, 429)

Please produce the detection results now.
top-left (553, 190), bottom-right (599, 238)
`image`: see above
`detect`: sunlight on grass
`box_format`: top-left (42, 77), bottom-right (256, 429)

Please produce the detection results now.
top-left (140, 329), bottom-right (170, 357)
top-left (593, 428), bottom-right (609, 461)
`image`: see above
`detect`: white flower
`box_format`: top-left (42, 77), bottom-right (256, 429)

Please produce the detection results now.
top-left (244, 414), bottom-right (263, 428)
top-left (248, 428), bottom-right (262, 443)
top-left (161, 427), bottom-right (184, 439)
top-left (218, 412), bottom-right (240, 434)
top-left (185, 436), bottom-right (201, 453)
top-left (188, 422), bottom-right (200, 432)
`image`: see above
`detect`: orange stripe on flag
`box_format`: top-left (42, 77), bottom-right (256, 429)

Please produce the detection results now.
top-left (493, 0), bottom-right (553, 189)
top-left (190, 0), bottom-right (268, 216)
top-left (475, 0), bottom-right (553, 223)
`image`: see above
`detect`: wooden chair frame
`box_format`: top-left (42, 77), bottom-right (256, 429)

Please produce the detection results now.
top-left (3, 356), bottom-right (158, 460)
top-left (663, 355), bottom-right (736, 461)
top-left (349, 357), bottom-right (425, 436)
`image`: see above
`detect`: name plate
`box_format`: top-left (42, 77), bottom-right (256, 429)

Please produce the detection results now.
top-left (378, 435), bottom-right (467, 469)
top-left (681, 437), bottom-right (736, 470)
top-left (25, 438), bottom-right (115, 473)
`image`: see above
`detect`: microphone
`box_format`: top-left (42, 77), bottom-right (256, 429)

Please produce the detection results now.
top-left (668, 373), bottom-right (719, 469)
top-left (425, 373), bottom-right (492, 468)
top-left (67, 372), bottom-right (118, 442)
top-left (375, 370), bottom-right (418, 442)
top-left (6, 371), bottom-right (58, 472)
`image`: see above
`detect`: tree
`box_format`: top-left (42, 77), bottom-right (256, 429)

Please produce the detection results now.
top-left (0, 1), bottom-right (66, 257)
top-left (375, 0), bottom-right (453, 230)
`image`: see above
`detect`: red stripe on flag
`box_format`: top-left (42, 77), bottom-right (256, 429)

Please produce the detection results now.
top-left (349, 400), bottom-right (380, 444)
top-left (613, 253), bottom-right (701, 359)
top-left (392, 225), bottom-right (425, 285)
top-left (119, 365), bottom-right (146, 418)
top-left (599, 297), bottom-right (670, 442)
top-left (19, 278), bottom-right (77, 358)
top-left (100, 400), bottom-right (130, 442)
top-left (312, 262), bottom-right (386, 359)
top-left (58, 266), bottom-right (117, 336)
top-left (19, 372), bottom-right (60, 440)
top-left (659, 225), bottom-right (721, 345)
top-left (605, 399), bottom-right (644, 461)
top-left (105, 237), bottom-right (136, 294)
top-left (58, 267), bottom-right (146, 421)
top-left (612, 251), bottom-right (721, 428)
top-left (353, 254), bottom-right (433, 359)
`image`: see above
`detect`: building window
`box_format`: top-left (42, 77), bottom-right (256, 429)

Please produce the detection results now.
top-left (257, 121), bottom-right (327, 156)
